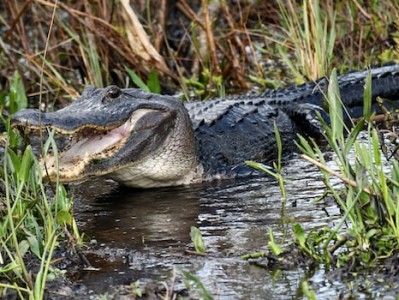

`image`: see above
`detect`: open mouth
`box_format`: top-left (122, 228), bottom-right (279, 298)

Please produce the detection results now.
top-left (15, 115), bottom-right (136, 182)
top-left (46, 119), bottom-right (132, 167)
top-left (14, 107), bottom-right (160, 182)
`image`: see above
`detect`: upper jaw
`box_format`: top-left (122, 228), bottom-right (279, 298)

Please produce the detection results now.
top-left (11, 86), bottom-right (140, 133)
top-left (11, 85), bottom-right (178, 137)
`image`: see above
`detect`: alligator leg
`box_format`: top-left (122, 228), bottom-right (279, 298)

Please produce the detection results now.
top-left (285, 103), bottom-right (330, 139)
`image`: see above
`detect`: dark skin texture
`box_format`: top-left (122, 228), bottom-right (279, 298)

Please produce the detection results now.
top-left (10, 64), bottom-right (399, 187)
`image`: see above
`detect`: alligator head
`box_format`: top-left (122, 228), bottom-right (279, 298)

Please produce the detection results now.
top-left (12, 86), bottom-right (202, 188)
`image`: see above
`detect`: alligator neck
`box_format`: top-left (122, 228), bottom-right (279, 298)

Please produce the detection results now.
top-left (108, 103), bottom-right (205, 188)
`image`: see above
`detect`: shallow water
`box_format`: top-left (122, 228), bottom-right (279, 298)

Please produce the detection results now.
top-left (70, 155), bottom-right (396, 299)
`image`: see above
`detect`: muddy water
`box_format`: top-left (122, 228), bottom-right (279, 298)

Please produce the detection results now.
top-left (70, 155), bottom-right (393, 299)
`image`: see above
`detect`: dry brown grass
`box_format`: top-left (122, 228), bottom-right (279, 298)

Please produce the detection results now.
top-left (0, 0), bottom-right (398, 105)
top-left (0, 1), bottom-right (281, 101)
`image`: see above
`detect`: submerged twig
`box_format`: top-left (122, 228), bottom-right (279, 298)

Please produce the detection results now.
top-left (63, 226), bottom-right (92, 267)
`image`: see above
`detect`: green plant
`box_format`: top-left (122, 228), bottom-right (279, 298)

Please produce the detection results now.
top-left (0, 78), bottom-right (80, 299)
top-left (126, 68), bottom-right (161, 94)
top-left (295, 68), bottom-right (399, 267)
top-left (245, 68), bottom-right (399, 268)
top-left (0, 72), bottom-right (27, 149)
top-left (268, 228), bottom-right (283, 256)
top-left (183, 69), bottom-right (225, 99)
top-left (301, 281), bottom-right (316, 300)
top-left (130, 280), bottom-right (142, 297)
top-left (61, 22), bottom-right (106, 88)
top-left (182, 271), bottom-right (213, 300)
top-left (275, 0), bottom-right (336, 83)
top-left (245, 123), bottom-right (287, 258)
top-left (5, 72), bottom-right (27, 115)
top-left (190, 226), bottom-right (206, 254)
top-left (246, 121), bottom-right (287, 200)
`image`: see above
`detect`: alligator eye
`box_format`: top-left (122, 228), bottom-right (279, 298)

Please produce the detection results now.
top-left (106, 86), bottom-right (122, 99)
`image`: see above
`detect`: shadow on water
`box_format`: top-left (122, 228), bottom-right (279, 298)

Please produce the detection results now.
top-left (76, 182), bottom-right (201, 250)
top-left (68, 157), bottom-right (391, 299)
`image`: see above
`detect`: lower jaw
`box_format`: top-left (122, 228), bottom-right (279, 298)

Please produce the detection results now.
top-left (40, 154), bottom-right (92, 183)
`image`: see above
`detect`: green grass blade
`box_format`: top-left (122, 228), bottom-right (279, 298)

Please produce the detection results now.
top-left (147, 70), bottom-right (161, 94)
top-left (126, 68), bottom-right (150, 92)
top-left (363, 69), bottom-right (372, 121)
top-left (183, 271), bottom-right (213, 300)
top-left (245, 161), bottom-right (277, 179)
top-left (343, 117), bottom-right (365, 156)
top-left (268, 228), bottom-right (283, 255)
top-left (327, 68), bottom-right (343, 141)
top-left (274, 121), bottom-right (283, 171)
top-left (9, 71), bottom-right (27, 114)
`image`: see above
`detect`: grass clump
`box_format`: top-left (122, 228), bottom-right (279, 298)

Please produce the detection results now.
top-left (244, 68), bottom-right (399, 270)
top-left (293, 69), bottom-right (399, 267)
top-left (263, 0), bottom-right (399, 85)
top-left (0, 75), bottom-right (80, 299)
top-left (275, 0), bottom-right (336, 82)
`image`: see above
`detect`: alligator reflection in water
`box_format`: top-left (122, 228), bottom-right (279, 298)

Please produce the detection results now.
top-left (76, 183), bottom-right (200, 250)
top-left (72, 156), bottom-right (358, 299)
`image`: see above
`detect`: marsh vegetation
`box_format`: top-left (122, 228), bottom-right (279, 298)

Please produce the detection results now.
top-left (1, 0), bottom-right (399, 298)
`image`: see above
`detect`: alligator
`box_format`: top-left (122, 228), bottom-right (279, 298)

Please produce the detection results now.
top-left (11, 64), bottom-right (399, 188)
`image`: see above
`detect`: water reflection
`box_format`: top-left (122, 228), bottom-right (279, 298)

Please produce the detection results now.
top-left (75, 181), bottom-right (201, 250)
top-left (70, 157), bottom-right (357, 298)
